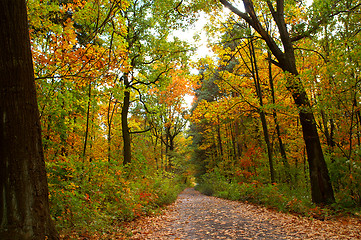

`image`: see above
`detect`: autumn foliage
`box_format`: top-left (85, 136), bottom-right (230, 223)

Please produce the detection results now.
top-left (26, 0), bottom-right (198, 235)
top-left (22, 0), bottom-right (361, 236)
top-left (190, 0), bottom-right (361, 214)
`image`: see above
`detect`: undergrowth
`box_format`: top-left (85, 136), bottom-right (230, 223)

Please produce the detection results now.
top-left (195, 171), bottom-right (361, 220)
top-left (46, 155), bottom-right (188, 236)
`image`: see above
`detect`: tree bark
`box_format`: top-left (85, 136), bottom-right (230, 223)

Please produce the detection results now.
top-left (220, 0), bottom-right (335, 204)
top-left (82, 81), bottom-right (92, 159)
top-left (165, 126), bottom-right (175, 171)
top-left (268, 52), bottom-right (291, 182)
top-left (249, 37), bottom-right (275, 183)
top-left (107, 93), bottom-right (118, 162)
top-left (122, 74), bottom-right (132, 165)
top-left (320, 25), bottom-right (336, 159)
top-left (0, 0), bottom-right (59, 239)
top-left (216, 115), bottom-right (224, 158)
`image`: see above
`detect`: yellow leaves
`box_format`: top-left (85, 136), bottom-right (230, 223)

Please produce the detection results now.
top-left (129, 117), bottom-right (143, 132)
top-left (63, 19), bottom-right (77, 47)
top-left (68, 182), bottom-right (79, 191)
top-left (70, 0), bottom-right (87, 9)
top-left (285, 2), bottom-right (307, 25)
top-left (118, 0), bottom-right (130, 11)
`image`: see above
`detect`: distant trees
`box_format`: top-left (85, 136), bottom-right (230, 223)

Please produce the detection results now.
top-left (219, 0), bottom-right (335, 205)
top-left (190, 0), bottom-right (360, 205)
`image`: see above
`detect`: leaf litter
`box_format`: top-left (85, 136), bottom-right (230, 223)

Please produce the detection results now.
top-left (125, 188), bottom-right (361, 239)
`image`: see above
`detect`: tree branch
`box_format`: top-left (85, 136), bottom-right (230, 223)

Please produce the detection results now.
top-left (219, 0), bottom-right (285, 64)
top-left (130, 128), bottom-right (152, 134)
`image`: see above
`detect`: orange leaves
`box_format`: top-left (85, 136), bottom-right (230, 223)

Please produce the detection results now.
top-left (157, 68), bottom-right (194, 109)
top-left (148, 87), bottom-right (159, 95)
top-left (29, 0), bottom-right (129, 90)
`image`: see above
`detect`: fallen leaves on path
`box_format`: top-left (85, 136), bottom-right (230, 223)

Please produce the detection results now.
top-left (126, 188), bottom-right (361, 239)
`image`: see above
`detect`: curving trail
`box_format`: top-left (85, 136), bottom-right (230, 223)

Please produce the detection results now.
top-left (127, 188), bottom-right (361, 239)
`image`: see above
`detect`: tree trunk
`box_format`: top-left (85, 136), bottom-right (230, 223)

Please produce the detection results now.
top-left (249, 37), bottom-right (275, 183)
top-left (268, 52), bottom-right (291, 182)
top-left (82, 81), bottom-right (92, 159)
top-left (286, 62), bottom-right (335, 204)
top-left (167, 129), bottom-right (175, 171)
top-left (230, 122), bottom-right (238, 160)
top-left (160, 131), bottom-right (164, 170)
top-left (0, 0), bottom-right (59, 239)
top-left (165, 132), bottom-right (169, 171)
top-left (107, 93), bottom-right (118, 162)
top-left (233, 118), bottom-right (243, 158)
top-left (321, 25), bottom-right (336, 159)
top-left (217, 115), bottom-right (223, 158)
top-left (122, 75), bottom-right (131, 165)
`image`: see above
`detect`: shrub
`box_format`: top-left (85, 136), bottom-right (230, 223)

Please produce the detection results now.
top-left (195, 173), bottom-right (334, 218)
top-left (47, 155), bottom-right (187, 235)
top-left (153, 172), bottom-right (185, 206)
top-left (195, 169), bottom-right (228, 195)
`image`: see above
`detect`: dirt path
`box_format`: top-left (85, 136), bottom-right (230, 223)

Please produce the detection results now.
top-left (127, 188), bottom-right (361, 239)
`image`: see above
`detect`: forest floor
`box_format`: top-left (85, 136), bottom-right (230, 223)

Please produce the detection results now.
top-left (121, 188), bottom-right (361, 240)
top-left (68, 188), bottom-right (361, 239)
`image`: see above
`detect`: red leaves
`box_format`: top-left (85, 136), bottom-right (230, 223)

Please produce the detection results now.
top-left (85, 193), bottom-right (90, 201)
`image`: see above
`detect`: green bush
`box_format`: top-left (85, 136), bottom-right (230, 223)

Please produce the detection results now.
top-left (153, 173), bottom-right (185, 206)
top-left (195, 169), bottom-right (228, 195)
top-left (47, 155), bottom-right (187, 234)
top-left (195, 171), bottom-right (331, 218)
top-left (328, 156), bottom-right (361, 208)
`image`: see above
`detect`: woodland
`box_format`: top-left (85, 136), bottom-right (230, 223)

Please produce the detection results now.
top-left (0, 0), bottom-right (360, 239)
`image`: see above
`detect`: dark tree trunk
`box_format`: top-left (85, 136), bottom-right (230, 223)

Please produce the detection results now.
top-left (165, 132), bottom-right (170, 170)
top-left (0, 0), bottom-right (59, 239)
top-left (268, 52), bottom-right (291, 182)
top-left (249, 37), bottom-right (275, 183)
top-left (82, 81), bottom-right (92, 159)
top-left (233, 119), bottom-right (243, 158)
top-left (286, 61), bottom-right (335, 204)
top-left (167, 130), bottom-right (175, 171)
top-left (107, 93), bottom-right (118, 162)
top-left (220, 0), bottom-right (335, 204)
top-left (160, 131), bottom-right (164, 170)
top-left (230, 123), bottom-right (238, 159)
top-left (321, 26), bottom-right (336, 160)
top-left (217, 115), bottom-right (223, 158)
top-left (321, 110), bottom-right (335, 150)
top-left (122, 75), bottom-right (131, 165)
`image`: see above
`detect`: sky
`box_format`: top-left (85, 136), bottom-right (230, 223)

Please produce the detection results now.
top-left (172, 13), bottom-right (212, 60)
top-left (172, 13), bottom-right (211, 109)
